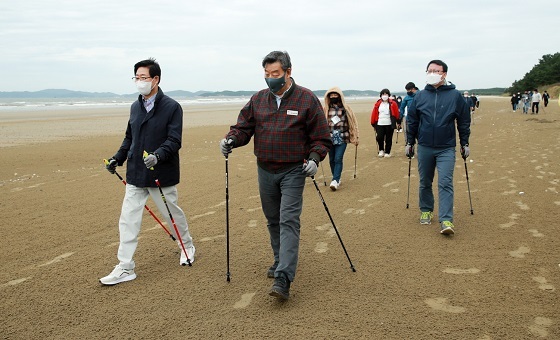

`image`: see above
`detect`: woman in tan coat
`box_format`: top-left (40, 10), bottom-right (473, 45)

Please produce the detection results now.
top-left (323, 87), bottom-right (359, 191)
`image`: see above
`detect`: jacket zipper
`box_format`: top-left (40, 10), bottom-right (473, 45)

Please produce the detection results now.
top-left (433, 90), bottom-right (438, 145)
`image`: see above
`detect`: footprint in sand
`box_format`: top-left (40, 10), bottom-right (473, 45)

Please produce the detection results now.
top-left (199, 235), bottom-right (225, 242)
top-left (315, 223), bottom-right (336, 237)
top-left (343, 208), bottom-right (365, 215)
top-left (532, 277), bottom-right (556, 291)
top-left (514, 201), bottom-right (530, 210)
top-left (247, 220), bottom-right (258, 228)
top-left (528, 229), bottom-right (544, 237)
top-left (443, 268), bottom-right (480, 275)
top-left (499, 213), bottom-right (521, 229)
top-left (382, 181), bottom-right (398, 188)
top-left (37, 252), bottom-right (75, 267)
top-left (424, 297), bottom-right (466, 313)
top-left (233, 292), bottom-right (256, 309)
top-left (528, 317), bottom-right (553, 337)
top-left (246, 206), bottom-right (262, 213)
top-left (509, 246), bottom-right (530, 258)
top-left (2, 277), bottom-right (32, 288)
top-left (315, 242), bottom-right (329, 253)
top-left (191, 211), bottom-right (216, 220)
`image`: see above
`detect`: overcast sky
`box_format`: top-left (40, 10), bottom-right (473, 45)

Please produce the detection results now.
top-left (1, 0), bottom-right (558, 95)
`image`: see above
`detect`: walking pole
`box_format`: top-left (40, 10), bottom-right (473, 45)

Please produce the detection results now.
top-left (353, 145), bottom-right (357, 179)
top-left (144, 151), bottom-right (191, 266)
top-left (225, 154), bottom-right (231, 282)
top-left (103, 159), bottom-right (176, 242)
top-left (311, 175), bottom-right (356, 272)
top-left (395, 129), bottom-right (399, 144)
top-left (320, 161), bottom-right (327, 186)
top-left (406, 156), bottom-right (411, 209)
top-left (463, 156), bottom-right (474, 215)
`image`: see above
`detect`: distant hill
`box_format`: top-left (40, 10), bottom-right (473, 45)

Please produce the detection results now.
top-left (198, 90), bottom-right (256, 97)
top-left (314, 90), bottom-right (379, 97)
top-left (465, 88), bottom-right (507, 96)
top-left (0, 88), bottom-right (506, 99)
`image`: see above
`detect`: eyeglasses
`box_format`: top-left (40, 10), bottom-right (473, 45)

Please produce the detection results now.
top-left (132, 76), bottom-right (152, 82)
top-left (426, 70), bottom-right (445, 75)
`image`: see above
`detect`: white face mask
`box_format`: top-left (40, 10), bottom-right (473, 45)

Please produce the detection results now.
top-left (381, 95), bottom-right (389, 101)
top-left (426, 72), bottom-right (442, 86)
top-left (136, 80), bottom-right (154, 96)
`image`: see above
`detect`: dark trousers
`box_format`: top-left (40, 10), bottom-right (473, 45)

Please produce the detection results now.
top-left (531, 102), bottom-right (539, 114)
top-left (375, 125), bottom-right (395, 154)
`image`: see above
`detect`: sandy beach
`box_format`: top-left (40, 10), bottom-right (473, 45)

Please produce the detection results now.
top-left (1, 97), bottom-right (559, 339)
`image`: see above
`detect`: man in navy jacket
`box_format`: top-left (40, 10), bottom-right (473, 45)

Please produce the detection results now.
top-left (405, 60), bottom-right (471, 235)
top-left (101, 59), bottom-right (195, 285)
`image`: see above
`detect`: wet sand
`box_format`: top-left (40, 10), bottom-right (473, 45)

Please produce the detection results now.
top-left (1, 97), bottom-right (559, 339)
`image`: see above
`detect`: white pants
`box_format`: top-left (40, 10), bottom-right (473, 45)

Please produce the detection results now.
top-left (117, 184), bottom-right (193, 269)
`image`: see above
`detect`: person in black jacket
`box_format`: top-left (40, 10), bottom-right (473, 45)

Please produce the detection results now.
top-left (100, 58), bottom-right (195, 285)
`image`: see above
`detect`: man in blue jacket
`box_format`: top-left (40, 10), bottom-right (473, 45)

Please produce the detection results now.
top-left (405, 60), bottom-right (471, 235)
top-left (399, 82), bottom-right (418, 143)
top-left (101, 59), bottom-right (195, 285)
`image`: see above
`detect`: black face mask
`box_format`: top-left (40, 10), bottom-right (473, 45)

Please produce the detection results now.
top-left (407, 91), bottom-right (413, 96)
top-left (330, 97), bottom-right (341, 105)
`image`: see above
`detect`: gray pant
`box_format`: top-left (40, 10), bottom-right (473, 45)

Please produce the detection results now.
top-left (258, 165), bottom-right (306, 282)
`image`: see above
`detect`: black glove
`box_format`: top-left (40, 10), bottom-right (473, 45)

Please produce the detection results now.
top-left (106, 158), bottom-right (118, 174)
top-left (405, 144), bottom-right (415, 158)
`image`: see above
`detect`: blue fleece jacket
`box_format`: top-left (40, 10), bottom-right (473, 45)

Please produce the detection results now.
top-left (399, 92), bottom-right (415, 119)
top-left (406, 83), bottom-right (470, 148)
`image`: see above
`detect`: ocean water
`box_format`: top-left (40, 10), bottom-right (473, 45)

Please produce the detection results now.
top-left (0, 96), bottom-right (252, 112)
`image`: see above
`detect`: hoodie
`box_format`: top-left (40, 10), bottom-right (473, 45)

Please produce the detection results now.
top-left (323, 87), bottom-right (360, 146)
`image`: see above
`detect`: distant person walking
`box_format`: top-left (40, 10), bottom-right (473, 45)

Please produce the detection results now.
top-left (522, 91), bottom-right (530, 114)
top-left (405, 59), bottom-right (471, 235)
top-left (463, 91), bottom-right (475, 116)
top-left (531, 89), bottom-right (542, 114)
top-left (371, 89), bottom-right (401, 158)
top-left (323, 87), bottom-right (359, 191)
top-left (542, 90), bottom-right (550, 107)
top-left (219, 51), bottom-right (331, 300)
top-left (511, 93), bottom-right (519, 112)
top-left (400, 82), bottom-right (418, 141)
top-left (100, 58), bottom-right (196, 286)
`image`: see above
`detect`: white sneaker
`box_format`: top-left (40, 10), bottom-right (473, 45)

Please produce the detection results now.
top-left (384, 153), bottom-right (391, 158)
top-left (378, 150), bottom-right (384, 158)
top-left (178, 242), bottom-right (195, 265)
top-left (329, 180), bottom-right (339, 191)
top-left (99, 265), bottom-right (136, 285)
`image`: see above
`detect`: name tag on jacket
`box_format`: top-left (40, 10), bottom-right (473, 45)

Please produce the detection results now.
top-left (287, 110), bottom-right (298, 116)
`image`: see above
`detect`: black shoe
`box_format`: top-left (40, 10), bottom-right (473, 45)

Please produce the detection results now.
top-left (267, 263), bottom-right (277, 278)
top-left (269, 273), bottom-right (290, 300)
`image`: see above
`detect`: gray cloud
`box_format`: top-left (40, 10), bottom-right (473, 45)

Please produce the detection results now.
top-left (1, 0), bottom-right (558, 94)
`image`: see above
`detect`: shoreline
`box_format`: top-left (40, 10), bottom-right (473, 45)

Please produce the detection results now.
top-left (0, 96), bottom-right (545, 148)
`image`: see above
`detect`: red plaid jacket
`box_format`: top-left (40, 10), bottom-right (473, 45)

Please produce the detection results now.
top-left (226, 79), bottom-right (331, 172)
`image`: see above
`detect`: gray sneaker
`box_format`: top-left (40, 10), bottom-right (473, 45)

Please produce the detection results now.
top-left (440, 221), bottom-right (455, 235)
top-left (420, 211), bottom-right (433, 225)
top-left (99, 265), bottom-right (136, 285)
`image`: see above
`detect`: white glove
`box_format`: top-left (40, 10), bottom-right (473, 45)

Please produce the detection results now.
top-left (405, 144), bottom-right (415, 158)
top-left (220, 138), bottom-right (234, 157)
top-left (302, 159), bottom-right (318, 177)
top-left (461, 145), bottom-right (470, 159)
top-left (144, 153), bottom-right (158, 168)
